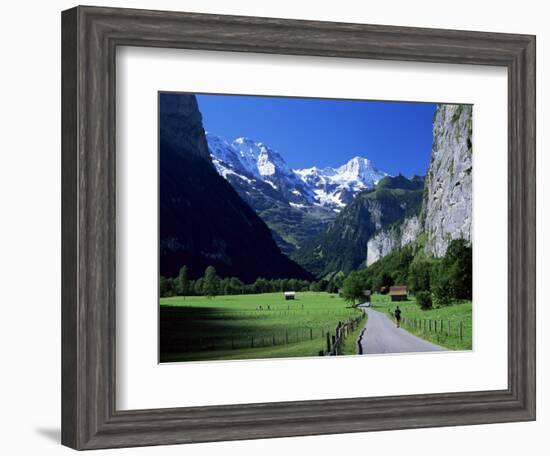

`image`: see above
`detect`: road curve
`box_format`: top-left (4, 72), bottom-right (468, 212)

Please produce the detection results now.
top-left (357, 305), bottom-right (447, 355)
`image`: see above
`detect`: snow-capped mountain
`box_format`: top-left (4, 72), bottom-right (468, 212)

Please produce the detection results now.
top-left (232, 137), bottom-right (289, 179)
top-left (207, 132), bottom-right (388, 211)
top-left (207, 133), bottom-right (313, 206)
top-left (294, 157), bottom-right (387, 208)
top-left (207, 133), bottom-right (250, 180)
top-left (205, 132), bottom-right (390, 255)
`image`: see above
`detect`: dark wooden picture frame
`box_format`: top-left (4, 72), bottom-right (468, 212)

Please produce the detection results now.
top-left (61, 5), bottom-right (536, 450)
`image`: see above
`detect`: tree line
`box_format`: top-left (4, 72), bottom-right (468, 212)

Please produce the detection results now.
top-left (160, 239), bottom-right (471, 305)
top-left (341, 238), bottom-right (472, 308)
top-left (160, 265), bottom-right (343, 298)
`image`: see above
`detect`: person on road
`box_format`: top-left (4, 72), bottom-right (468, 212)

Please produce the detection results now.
top-left (394, 306), bottom-right (402, 328)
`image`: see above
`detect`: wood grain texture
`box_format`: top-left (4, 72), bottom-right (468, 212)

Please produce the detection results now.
top-left (61, 7), bottom-right (78, 449)
top-left (61, 5), bottom-right (536, 450)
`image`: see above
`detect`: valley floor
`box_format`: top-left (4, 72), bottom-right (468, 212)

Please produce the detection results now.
top-left (160, 292), bottom-right (362, 362)
top-left (159, 292), bottom-right (472, 363)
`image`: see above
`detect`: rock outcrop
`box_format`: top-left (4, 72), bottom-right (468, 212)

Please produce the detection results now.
top-left (422, 104), bottom-right (472, 257)
top-left (159, 94), bottom-right (212, 163)
top-left (366, 216), bottom-right (422, 266)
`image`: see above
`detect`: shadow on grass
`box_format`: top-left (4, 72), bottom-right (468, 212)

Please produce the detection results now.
top-left (160, 306), bottom-right (283, 359)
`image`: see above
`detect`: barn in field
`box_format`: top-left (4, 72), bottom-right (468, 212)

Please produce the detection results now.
top-left (389, 286), bottom-right (408, 302)
top-left (284, 291), bottom-right (296, 301)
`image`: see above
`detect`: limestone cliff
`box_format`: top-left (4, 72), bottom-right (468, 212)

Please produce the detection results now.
top-left (422, 104), bottom-right (472, 257)
top-left (354, 104), bottom-right (473, 271)
top-left (366, 216), bottom-right (422, 266)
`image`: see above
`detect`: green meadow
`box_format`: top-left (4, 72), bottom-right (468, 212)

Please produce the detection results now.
top-left (370, 293), bottom-right (472, 350)
top-left (160, 292), bottom-right (363, 362)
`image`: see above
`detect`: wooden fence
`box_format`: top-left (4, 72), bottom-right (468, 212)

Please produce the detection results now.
top-left (162, 310), bottom-right (367, 355)
top-left (168, 327), bottom-right (327, 352)
top-left (319, 312), bottom-right (366, 356)
top-left (387, 310), bottom-right (464, 340)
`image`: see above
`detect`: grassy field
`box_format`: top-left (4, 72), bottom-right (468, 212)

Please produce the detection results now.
top-left (370, 293), bottom-right (472, 350)
top-left (160, 292), bottom-right (363, 362)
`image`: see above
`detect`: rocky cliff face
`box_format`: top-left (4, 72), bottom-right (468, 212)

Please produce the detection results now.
top-left (159, 94), bottom-right (212, 163)
top-left (365, 105), bottom-right (472, 266)
top-left (422, 104), bottom-right (472, 257)
top-left (294, 104), bottom-right (473, 277)
top-left (366, 215), bottom-right (421, 266)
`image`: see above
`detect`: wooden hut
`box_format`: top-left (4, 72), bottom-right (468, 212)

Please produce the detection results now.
top-left (284, 291), bottom-right (296, 301)
top-left (389, 285), bottom-right (408, 302)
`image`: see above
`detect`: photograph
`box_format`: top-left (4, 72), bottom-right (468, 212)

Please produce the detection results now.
top-left (0, 1), bottom-right (539, 453)
top-left (158, 92), bottom-right (473, 363)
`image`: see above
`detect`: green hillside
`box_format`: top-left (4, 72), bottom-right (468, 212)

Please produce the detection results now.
top-left (292, 175), bottom-right (424, 277)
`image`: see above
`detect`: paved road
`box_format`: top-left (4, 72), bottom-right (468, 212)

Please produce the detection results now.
top-left (357, 305), bottom-right (447, 355)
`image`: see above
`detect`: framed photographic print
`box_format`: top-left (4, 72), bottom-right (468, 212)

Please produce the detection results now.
top-left (61, 5), bottom-right (536, 450)
top-left (158, 92), bottom-right (471, 363)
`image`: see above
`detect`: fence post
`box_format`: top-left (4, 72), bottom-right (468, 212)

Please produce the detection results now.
top-left (310, 328), bottom-right (313, 340)
top-left (460, 321), bottom-right (463, 340)
top-left (326, 332), bottom-right (331, 353)
top-left (429, 320), bottom-right (432, 332)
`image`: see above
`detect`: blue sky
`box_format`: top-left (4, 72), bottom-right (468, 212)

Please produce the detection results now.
top-left (195, 93), bottom-right (437, 176)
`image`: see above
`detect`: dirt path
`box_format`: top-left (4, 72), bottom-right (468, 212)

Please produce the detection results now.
top-left (357, 305), bottom-right (447, 355)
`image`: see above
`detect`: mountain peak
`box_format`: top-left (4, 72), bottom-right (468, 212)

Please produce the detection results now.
top-left (230, 137), bottom-right (290, 178)
top-left (349, 155), bottom-right (371, 163)
top-left (233, 136), bottom-right (258, 146)
top-left (338, 156), bottom-right (375, 173)
top-left (207, 132), bottom-right (390, 211)
top-left (333, 155), bottom-right (386, 185)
